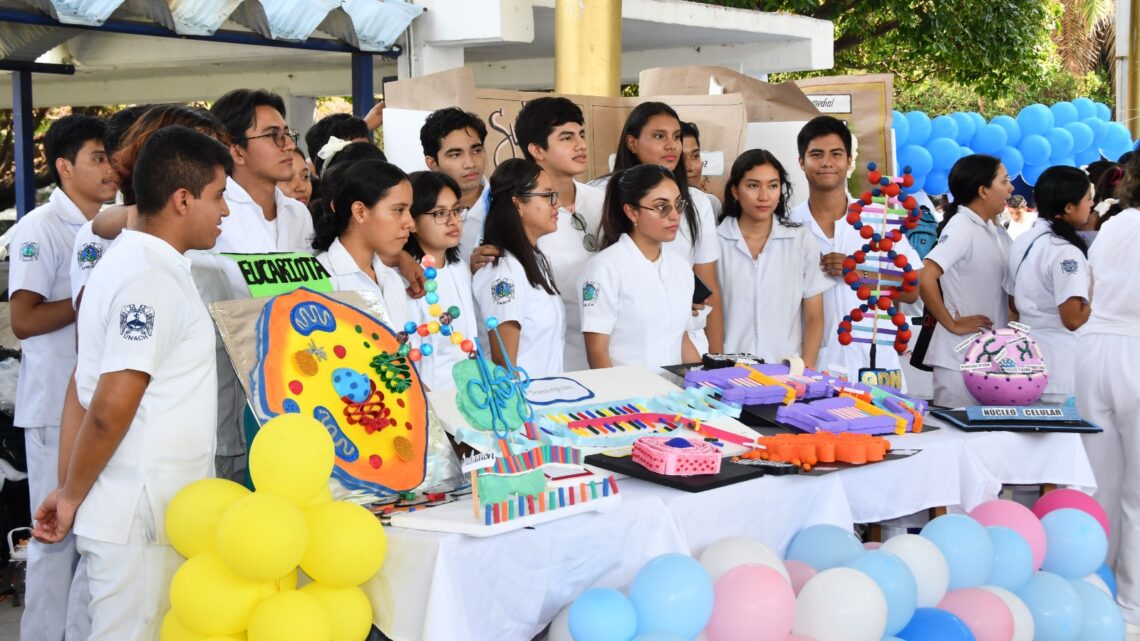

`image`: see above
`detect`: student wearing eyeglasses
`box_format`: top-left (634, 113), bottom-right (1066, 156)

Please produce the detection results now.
top-left (577, 165), bottom-right (695, 370)
top-left (472, 159), bottom-right (565, 377)
top-left (717, 149), bottom-right (833, 366)
top-left (402, 171), bottom-right (479, 390)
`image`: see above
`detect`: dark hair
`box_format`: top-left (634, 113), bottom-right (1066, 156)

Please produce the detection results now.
top-left (797, 116), bottom-right (853, 159)
top-left (324, 140), bottom-right (386, 171)
top-left (293, 146), bottom-right (307, 161)
top-left (133, 126), bottom-right (232, 216)
top-left (514, 97), bottom-right (585, 163)
top-left (1116, 151), bottom-right (1140, 209)
top-left (720, 149), bottom-right (798, 227)
top-left (112, 105), bottom-right (228, 205)
top-left (405, 171), bottom-right (463, 265)
top-left (44, 114), bottom-right (108, 186)
top-left (209, 89), bottom-right (286, 147)
top-left (1033, 166), bottom-right (1091, 256)
top-left (599, 165), bottom-right (681, 249)
top-left (681, 121), bottom-right (701, 143)
top-left (611, 102), bottom-right (700, 246)
top-left (1092, 162), bottom-right (1125, 227)
top-left (420, 107), bottom-right (487, 160)
top-left (937, 154), bottom-right (1003, 235)
top-left (104, 105), bottom-right (152, 158)
top-left (311, 141), bottom-right (389, 223)
top-left (312, 160), bottom-right (409, 252)
top-left (483, 159), bottom-right (558, 295)
top-left (1119, 151), bottom-right (1134, 166)
top-left (305, 113), bottom-right (370, 175)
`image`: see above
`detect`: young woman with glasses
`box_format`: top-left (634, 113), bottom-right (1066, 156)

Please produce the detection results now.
top-left (717, 149), bottom-right (833, 366)
top-left (472, 159), bottom-right (565, 376)
top-left (577, 164), bottom-right (696, 370)
top-left (402, 171), bottom-right (479, 390)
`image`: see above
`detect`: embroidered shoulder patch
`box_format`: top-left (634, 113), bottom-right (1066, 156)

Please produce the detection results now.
top-left (77, 242), bottom-right (102, 270)
top-left (19, 241), bottom-right (40, 261)
top-left (938, 233), bottom-right (950, 245)
top-left (120, 304), bottom-right (155, 341)
top-left (582, 281), bottom-right (601, 307)
top-left (1060, 259), bottom-right (1078, 274)
top-left (491, 278), bottom-right (515, 305)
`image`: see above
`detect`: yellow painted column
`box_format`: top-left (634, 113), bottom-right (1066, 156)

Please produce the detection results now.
top-left (554, 0), bottom-right (623, 97)
top-left (1131, 0), bottom-right (1140, 139)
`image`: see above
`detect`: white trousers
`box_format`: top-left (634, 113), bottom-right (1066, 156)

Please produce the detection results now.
top-left (1077, 333), bottom-right (1140, 624)
top-left (932, 366), bottom-right (976, 408)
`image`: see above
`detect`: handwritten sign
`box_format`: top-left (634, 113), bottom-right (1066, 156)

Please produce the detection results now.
top-left (222, 252), bottom-right (333, 297)
top-left (461, 451), bottom-right (497, 474)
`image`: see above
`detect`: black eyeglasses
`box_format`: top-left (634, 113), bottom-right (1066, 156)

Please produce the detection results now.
top-left (424, 207), bottom-right (469, 224)
top-left (520, 191), bottom-right (559, 207)
top-left (636, 198), bottom-right (689, 218)
top-left (241, 127), bottom-right (299, 150)
top-left (570, 212), bottom-right (599, 252)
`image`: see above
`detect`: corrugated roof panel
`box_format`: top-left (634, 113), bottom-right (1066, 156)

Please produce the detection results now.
top-left (121, 0), bottom-right (242, 35)
top-left (322, 0), bottom-right (422, 51)
top-left (229, 0), bottom-right (339, 42)
top-left (25, 0), bottom-right (126, 26)
top-left (0, 21), bottom-right (75, 58)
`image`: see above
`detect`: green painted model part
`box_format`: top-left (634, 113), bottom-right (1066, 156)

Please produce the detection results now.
top-left (452, 358), bottom-right (527, 432)
top-left (476, 469), bottom-right (546, 506)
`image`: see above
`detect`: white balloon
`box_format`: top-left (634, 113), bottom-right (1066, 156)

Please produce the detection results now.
top-left (699, 537), bottom-right (791, 585)
top-left (1083, 573), bottom-right (1112, 597)
top-left (794, 568), bottom-right (888, 641)
top-left (881, 534), bottom-right (950, 607)
top-left (547, 604), bottom-right (572, 641)
top-left (980, 586), bottom-right (1035, 641)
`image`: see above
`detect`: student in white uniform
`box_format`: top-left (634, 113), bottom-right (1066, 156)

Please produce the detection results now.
top-left (716, 149), bottom-right (833, 366)
top-left (279, 147), bottom-right (314, 207)
top-left (420, 108), bottom-right (491, 262)
top-left (472, 159), bottom-right (565, 377)
top-left (403, 171), bottom-right (479, 390)
top-left (8, 114), bottom-right (116, 641)
top-left (919, 154), bottom-right (1015, 407)
top-left (313, 160), bottom-right (415, 329)
top-left (681, 120), bottom-right (722, 217)
top-left (33, 126), bottom-right (229, 641)
top-left (1008, 166), bottom-right (1092, 403)
top-left (577, 165), bottom-right (695, 370)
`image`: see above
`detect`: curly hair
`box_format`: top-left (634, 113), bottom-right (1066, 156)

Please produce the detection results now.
top-left (111, 105), bottom-right (228, 205)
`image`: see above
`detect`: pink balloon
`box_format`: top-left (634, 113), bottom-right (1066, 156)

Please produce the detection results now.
top-left (786, 636), bottom-right (817, 641)
top-left (1033, 489), bottom-right (1110, 539)
top-left (707, 564), bottom-right (796, 641)
top-left (864, 542), bottom-right (883, 550)
top-left (783, 560), bottom-right (817, 595)
top-left (969, 499), bottom-right (1048, 570)
top-left (939, 588), bottom-right (1014, 641)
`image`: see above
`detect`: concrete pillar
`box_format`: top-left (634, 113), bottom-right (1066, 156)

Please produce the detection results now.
top-left (554, 0), bottom-right (622, 97)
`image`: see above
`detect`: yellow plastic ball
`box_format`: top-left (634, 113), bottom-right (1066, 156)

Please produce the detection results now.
top-left (216, 492), bottom-right (307, 583)
top-left (166, 478), bottom-right (250, 560)
top-left (247, 591), bottom-right (331, 641)
top-left (301, 583), bottom-right (373, 641)
top-left (261, 567), bottom-right (299, 598)
top-left (427, 321), bottom-right (441, 334)
top-left (428, 303), bottom-right (443, 317)
top-left (306, 483), bottom-right (334, 507)
top-left (161, 609), bottom-right (205, 641)
top-left (170, 553), bottom-right (262, 636)
top-left (249, 414), bottom-right (335, 506)
top-left (300, 502), bottom-right (387, 588)
top-left (450, 331), bottom-right (464, 345)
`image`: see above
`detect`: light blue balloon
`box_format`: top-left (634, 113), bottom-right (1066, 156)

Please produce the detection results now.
top-left (985, 526), bottom-right (1034, 592)
top-left (628, 554), bottom-right (713, 638)
top-left (1042, 508), bottom-right (1108, 579)
top-left (1094, 102), bottom-right (1112, 121)
top-left (925, 170), bottom-right (950, 196)
top-left (931, 116), bottom-right (960, 143)
top-left (897, 608), bottom-right (976, 641)
top-left (999, 146), bottom-right (1025, 178)
top-left (1016, 571), bottom-right (1083, 641)
top-left (785, 524), bottom-right (864, 571)
top-left (921, 514), bottom-right (994, 590)
top-left (991, 115), bottom-right (1022, 146)
top-left (1018, 104), bottom-right (1055, 137)
top-left (1056, 156), bottom-right (1077, 168)
top-left (906, 173), bottom-right (926, 194)
top-left (1051, 102), bottom-right (1079, 127)
top-left (893, 110), bottom-right (911, 148)
top-left (972, 124), bottom-right (1008, 155)
top-left (569, 588), bottom-right (638, 641)
top-left (1072, 579), bottom-right (1124, 641)
top-left (1095, 563), bottom-right (1117, 598)
top-left (907, 112), bottom-right (933, 146)
top-left (1046, 127), bottom-right (1076, 160)
top-left (632, 633), bottom-right (687, 641)
top-left (1019, 134), bottom-right (1053, 165)
top-left (1022, 163), bottom-right (1048, 187)
top-left (928, 137), bottom-right (961, 171)
top-left (1075, 147), bottom-right (1103, 167)
top-left (951, 112), bottom-right (976, 145)
top-left (1082, 117), bottom-right (1108, 145)
top-left (1064, 121), bottom-right (1095, 153)
top-left (844, 551), bottom-right (918, 637)
top-left (899, 145), bottom-right (934, 178)
top-left (1072, 97), bottom-right (1096, 120)
top-left (969, 112), bottom-right (988, 134)
top-left (1101, 123), bottom-right (1133, 161)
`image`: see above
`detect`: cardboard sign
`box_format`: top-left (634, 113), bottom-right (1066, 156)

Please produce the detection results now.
top-left (794, 74), bottom-right (894, 190)
top-left (221, 252), bottom-right (332, 298)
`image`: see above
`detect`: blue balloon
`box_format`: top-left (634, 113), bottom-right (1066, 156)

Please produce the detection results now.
top-left (928, 137), bottom-right (961, 171)
top-left (1101, 122), bottom-right (1133, 161)
top-left (1022, 163), bottom-right (1048, 187)
top-left (999, 146), bottom-right (1025, 178)
top-left (1094, 102), bottom-right (1112, 121)
top-left (1045, 127), bottom-right (1075, 160)
top-left (1018, 134), bottom-right (1053, 165)
top-left (972, 124), bottom-right (1008, 155)
top-left (1016, 571), bottom-right (1083, 641)
top-left (991, 115), bottom-right (1022, 146)
top-left (906, 173), bottom-right (926, 194)
top-left (629, 554), bottom-right (713, 638)
top-left (986, 526), bottom-right (1034, 592)
top-left (569, 588), bottom-right (638, 641)
top-left (1051, 102), bottom-right (1079, 127)
top-left (1064, 121), bottom-right (1095, 153)
top-left (1075, 147), bottom-right (1103, 167)
top-left (785, 524), bottom-right (865, 571)
top-left (845, 551), bottom-right (918, 637)
top-left (968, 112), bottom-right (988, 134)
top-left (951, 112), bottom-right (977, 145)
top-left (893, 110), bottom-right (911, 148)
top-left (1072, 579), bottom-right (1124, 641)
top-left (632, 634), bottom-right (687, 641)
top-left (921, 514), bottom-right (994, 589)
top-left (1072, 97), bottom-right (1096, 120)
top-left (907, 112), bottom-right (933, 146)
top-left (930, 115), bottom-right (960, 143)
top-left (1018, 104), bottom-right (1055, 137)
top-left (1095, 563), bottom-right (1117, 598)
top-left (1057, 156), bottom-right (1077, 167)
top-left (1083, 117), bottom-right (1108, 145)
top-left (899, 145), bottom-right (934, 178)
top-left (925, 171), bottom-right (950, 196)
top-left (1042, 508), bottom-right (1108, 579)
top-left (897, 608), bottom-right (976, 641)
top-left (959, 146), bottom-right (975, 158)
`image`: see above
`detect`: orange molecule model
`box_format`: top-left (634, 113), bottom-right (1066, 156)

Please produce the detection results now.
top-left (736, 432), bottom-right (891, 471)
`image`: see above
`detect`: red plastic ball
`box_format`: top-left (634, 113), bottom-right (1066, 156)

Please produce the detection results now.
top-left (902, 175), bottom-right (914, 188)
top-left (877, 297), bottom-right (892, 310)
top-left (460, 339), bottom-right (474, 352)
top-left (879, 238), bottom-right (894, 252)
top-left (884, 183), bottom-right (901, 197)
top-left (838, 333), bottom-right (854, 346)
top-left (846, 212), bottom-right (861, 225)
top-left (844, 271), bottom-right (860, 285)
top-left (868, 171), bottom-right (882, 185)
top-left (860, 226), bottom-right (874, 239)
top-left (898, 329), bottom-right (912, 342)
top-left (839, 321), bottom-right (853, 332)
top-left (892, 312), bottom-right (906, 326)
top-left (853, 250), bottom-right (867, 263)
top-left (894, 255), bottom-right (909, 268)
top-left (894, 342), bottom-right (908, 355)
top-left (851, 309), bottom-right (865, 322)
top-left (903, 196), bottom-right (918, 210)
top-left (856, 285), bottom-right (871, 300)
top-left (861, 192), bottom-right (874, 205)
top-left (902, 283), bottom-right (916, 293)
top-left (842, 257), bottom-right (857, 271)
top-left (904, 219), bottom-right (918, 230)
top-left (417, 324), bottom-right (430, 337)
top-left (408, 348), bottom-right (423, 362)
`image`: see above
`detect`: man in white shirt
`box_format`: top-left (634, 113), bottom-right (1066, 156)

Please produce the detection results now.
top-left (33, 126), bottom-right (230, 641)
top-left (8, 114), bottom-right (118, 641)
top-left (420, 108), bottom-right (491, 262)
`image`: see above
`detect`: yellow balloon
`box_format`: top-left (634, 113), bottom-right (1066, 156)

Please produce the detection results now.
top-left (249, 414), bottom-right (335, 506)
top-left (306, 483), bottom-right (334, 507)
top-left (301, 583), bottom-right (373, 641)
top-left (216, 492), bottom-right (307, 583)
top-left (203, 637), bottom-right (245, 641)
top-left (247, 591), bottom-right (331, 641)
top-left (170, 553), bottom-right (263, 637)
top-left (166, 478), bottom-right (250, 559)
top-left (300, 502), bottom-right (387, 588)
top-left (261, 567), bottom-right (299, 598)
top-left (161, 609), bottom-right (205, 641)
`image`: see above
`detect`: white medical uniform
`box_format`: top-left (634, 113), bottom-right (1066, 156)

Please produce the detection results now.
top-left (537, 181), bottom-right (605, 371)
top-left (1077, 210), bottom-right (1140, 622)
top-left (716, 216), bottom-right (834, 363)
top-left (69, 220), bottom-right (112, 306)
top-left (472, 251), bottom-right (565, 378)
top-left (455, 181), bottom-right (492, 263)
top-left (922, 206), bottom-right (1013, 407)
top-left (405, 259), bottom-right (478, 391)
top-left (7, 187), bottom-right (88, 641)
top-left (74, 230), bottom-right (217, 641)
top-left (577, 233), bottom-right (694, 371)
top-left (1007, 219), bottom-right (1090, 401)
top-left (316, 238), bottom-right (408, 329)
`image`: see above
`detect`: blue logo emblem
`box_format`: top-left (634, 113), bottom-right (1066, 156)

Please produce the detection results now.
top-left (77, 242), bottom-right (102, 270)
top-left (1060, 259), bottom-right (1078, 274)
top-left (491, 278), bottom-right (515, 304)
top-left (119, 304), bottom-right (155, 341)
top-left (582, 281), bottom-right (600, 307)
top-left (19, 242), bottom-right (39, 262)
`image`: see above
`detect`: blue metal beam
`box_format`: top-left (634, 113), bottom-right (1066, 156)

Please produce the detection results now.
top-left (351, 51), bottom-right (374, 130)
top-left (13, 69), bottom-right (35, 219)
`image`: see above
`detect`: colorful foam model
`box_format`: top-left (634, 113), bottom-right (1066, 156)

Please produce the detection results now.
top-left (739, 432), bottom-right (892, 470)
top-left (633, 436), bottom-right (723, 476)
top-left (960, 325), bottom-right (1049, 406)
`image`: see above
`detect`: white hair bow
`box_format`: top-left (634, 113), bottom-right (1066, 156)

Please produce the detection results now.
top-left (317, 136), bottom-right (352, 161)
top-left (1094, 198), bottom-right (1118, 216)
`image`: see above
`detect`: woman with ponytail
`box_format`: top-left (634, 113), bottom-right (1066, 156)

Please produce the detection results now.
top-left (919, 154), bottom-right (1015, 407)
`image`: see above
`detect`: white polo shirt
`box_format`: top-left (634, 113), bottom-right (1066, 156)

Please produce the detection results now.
top-left (923, 206), bottom-right (1014, 370)
top-left (7, 188), bottom-right (88, 428)
top-left (472, 251), bottom-right (565, 378)
top-left (74, 230), bottom-right (217, 545)
top-left (577, 233), bottom-right (693, 370)
top-left (1084, 209), bottom-right (1140, 338)
top-left (1007, 219), bottom-right (1090, 396)
top-left (716, 216), bottom-right (834, 362)
top-left (403, 259), bottom-right (478, 391)
top-left (456, 181), bottom-right (492, 263)
top-left (316, 238), bottom-right (409, 330)
top-left (537, 181), bottom-right (606, 372)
